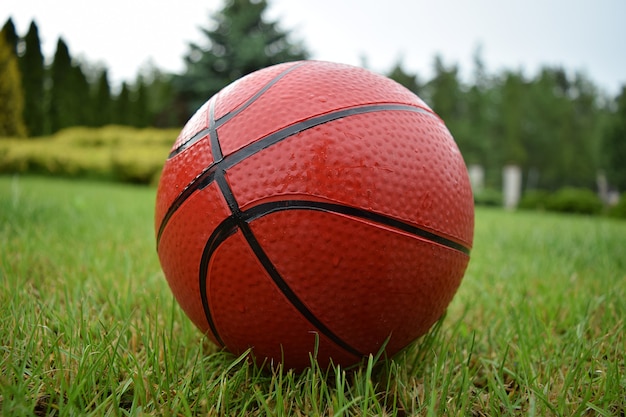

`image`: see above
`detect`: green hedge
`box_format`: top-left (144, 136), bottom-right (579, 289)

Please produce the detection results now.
top-left (607, 196), bottom-right (626, 219)
top-left (0, 126), bottom-right (179, 184)
top-left (518, 190), bottom-right (551, 210)
top-left (520, 187), bottom-right (604, 216)
top-left (473, 188), bottom-right (503, 207)
top-left (545, 187), bottom-right (603, 215)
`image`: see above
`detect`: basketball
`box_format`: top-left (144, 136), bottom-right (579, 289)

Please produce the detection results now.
top-left (155, 60), bottom-right (474, 370)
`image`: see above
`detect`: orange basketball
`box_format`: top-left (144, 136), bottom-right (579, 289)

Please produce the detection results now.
top-left (155, 61), bottom-right (474, 370)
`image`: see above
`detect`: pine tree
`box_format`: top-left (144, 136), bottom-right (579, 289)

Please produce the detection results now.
top-left (136, 64), bottom-right (176, 127)
top-left (387, 59), bottom-right (421, 95)
top-left (462, 49), bottom-right (498, 172)
top-left (72, 63), bottom-right (93, 126)
top-left (427, 56), bottom-right (463, 122)
top-left (113, 81), bottom-right (131, 125)
top-left (93, 69), bottom-right (112, 126)
top-left (175, 0), bottom-right (308, 119)
top-left (1, 18), bottom-right (18, 56)
top-left (426, 56), bottom-right (468, 158)
top-left (49, 38), bottom-right (74, 133)
top-left (20, 21), bottom-right (45, 136)
top-left (521, 67), bottom-right (599, 189)
top-left (496, 71), bottom-right (528, 166)
top-left (0, 30), bottom-right (26, 137)
top-left (131, 76), bottom-right (150, 127)
top-left (604, 86), bottom-right (626, 190)
top-left (561, 71), bottom-right (600, 188)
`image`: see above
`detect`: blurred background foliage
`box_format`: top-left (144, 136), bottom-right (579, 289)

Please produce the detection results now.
top-left (1, 0), bottom-right (625, 213)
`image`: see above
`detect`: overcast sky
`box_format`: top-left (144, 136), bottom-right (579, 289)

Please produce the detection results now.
top-left (4, 0), bottom-right (625, 95)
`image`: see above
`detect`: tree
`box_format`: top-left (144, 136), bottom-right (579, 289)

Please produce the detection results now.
top-left (495, 71), bottom-right (528, 166)
top-left (20, 21), bottom-right (45, 136)
top-left (2, 18), bottom-right (18, 56)
top-left (462, 48), bottom-right (497, 169)
top-left (175, 0), bottom-right (308, 119)
top-left (425, 55), bottom-right (468, 158)
top-left (426, 56), bottom-right (463, 120)
top-left (134, 63), bottom-right (177, 127)
top-left (49, 38), bottom-right (74, 133)
top-left (131, 75), bottom-right (150, 127)
top-left (71, 62), bottom-right (93, 126)
top-left (604, 86), bottom-right (626, 190)
top-left (93, 69), bottom-right (112, 126)
top-left (562, 71), bottom-right (601, 188)
top-left (113, 81), bottom-right (131, 125)
top-left (0, 28), bottom-right (26, 137)
top-left (523, 68), bottom-right (565, 189)
top-left (523, 67), bottom-right (600, 189)
top-left (387, 59), bottom-right (421, 95)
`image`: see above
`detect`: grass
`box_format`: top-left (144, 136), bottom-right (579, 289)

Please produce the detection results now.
top-left (0, 175), bottom-right (624, 416)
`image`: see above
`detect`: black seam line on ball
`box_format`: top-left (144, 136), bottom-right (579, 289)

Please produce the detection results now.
top-left (168, 62), bottom-right (306, 159)
top-left (215, 170), bottom-right (241, 216)
top-left (237, 221), bottom-right (364, 359)
top-left (198, 211), bottom-right (365, 360)
top-left (198, 215), bottom-right (238, 348)
top-left (243, 200), bottom-right (471, 256)
top-left (208, 97), bottom-right (224, 162)
top-left (156, 103), bottom-right (434, 247)
top-left (213, 168), bottom-right (364, 358)
top-left (220, 104), bottom-right (434, 170)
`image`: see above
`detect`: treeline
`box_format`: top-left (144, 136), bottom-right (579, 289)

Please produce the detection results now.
top-left (1, 19), bottom-right (176, 136)
top-left (1, 0), bottom-right (625, 194)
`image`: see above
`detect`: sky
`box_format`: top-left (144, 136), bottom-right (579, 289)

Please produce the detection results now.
top-left (3, 0), bottom-right (625, 95)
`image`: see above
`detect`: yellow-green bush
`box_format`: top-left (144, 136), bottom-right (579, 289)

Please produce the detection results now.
top-left (111, 145), bottom-right (173, 184)
top-left (53, 125), bottom-right (177, 147)
top-left (0, 126), bottom-right (179, 184)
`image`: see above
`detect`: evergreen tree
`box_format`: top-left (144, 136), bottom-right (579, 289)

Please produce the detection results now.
top-left (426, 56), bottom-right (467, 157)
top-left (463, 49), bottom-right (496, 169)
top-left (131, 76), bottom-right (150, 127)
top-left (523, 68), bottom-right (563, 188)
top-left (113, 81), bottom-right (131, 125)
top-left (426, 56), bottom-right (463, 120)
top-left (0, 30), bottom-right (26, 137)
top-left (523, 67), bottom-right (599, 189)
top-left (72, 63), bottom-right (93, 126)
top-left (495, 71), bottom-right (528, 166)
top-left (93, 69), bottom-right (112, 126)
top-left (2, 18), bottom-right (18, 56)
top-left (20, 21), bottom-right (45, 136)
top-left (562, 71), bottom-right (600, 188)
top-left (48, 38), bottom-right (74, 133)
top-left (175, 0), bottom-right (308, 118)
top-left (604, 86), bottom-right (626, 190)
top-left (387, 59), bottom-right (421, 95)
top-left (137, 64), bottom-right (177, 127)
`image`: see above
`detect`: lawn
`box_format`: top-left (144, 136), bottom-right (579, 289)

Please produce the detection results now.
top-left (1, 175), bottom-right (624, 416)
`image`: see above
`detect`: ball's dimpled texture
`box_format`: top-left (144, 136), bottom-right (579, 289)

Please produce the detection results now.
top-left (155, 60), bottom-right (474, 370)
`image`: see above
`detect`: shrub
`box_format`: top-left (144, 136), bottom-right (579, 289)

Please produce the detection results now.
top-left (0, 126), bottom-right (176, 184)
top-left (607, 196), bottom-right (626, 219)
top-left (54, 125), bottom-right (177, 148)
top-left (518, 190), bottom-right (551, 210)
top-left (111, 146), bottom-right (170, 184)
top-left (473, 188), bottom-right (502, 207)
top-left (545, 187), bottom-right (603, 215)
